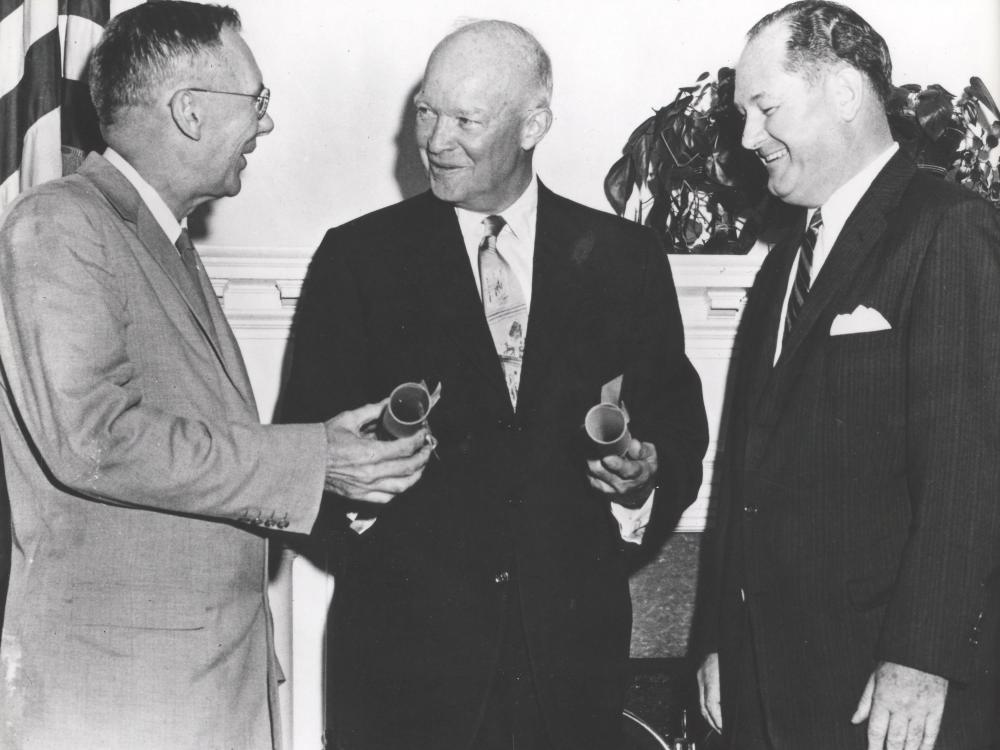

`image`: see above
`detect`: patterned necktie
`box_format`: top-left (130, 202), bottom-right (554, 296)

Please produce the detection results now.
top-left (783, 208), bottom-right (823, 345)
top-left (478, 215), bottom-right (527, 409)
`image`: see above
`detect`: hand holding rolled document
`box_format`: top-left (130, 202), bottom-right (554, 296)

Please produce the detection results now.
top-left (584, 391), bottom-right (658, 509)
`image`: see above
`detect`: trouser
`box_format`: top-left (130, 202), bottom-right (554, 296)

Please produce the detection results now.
top-left (472, 579), bottom-right (553, 750)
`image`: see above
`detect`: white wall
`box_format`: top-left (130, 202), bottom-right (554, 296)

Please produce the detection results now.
top-left (205, 0), bottom-right (1000, 255)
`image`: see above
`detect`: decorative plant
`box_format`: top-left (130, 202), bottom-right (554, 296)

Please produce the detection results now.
top-left (888, 77), bottom-right (999, 208)
top-left (606, 70), bottom-right (1000, 254)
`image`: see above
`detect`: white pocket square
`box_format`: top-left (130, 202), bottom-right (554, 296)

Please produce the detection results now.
top-left (829, 305), bottom-right (891, 336)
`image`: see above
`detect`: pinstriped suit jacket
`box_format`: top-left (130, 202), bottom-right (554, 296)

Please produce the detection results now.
top-left (701, 151), bottom-right (1000, 748)
top-left (0, 153), bottom-right (327, 749)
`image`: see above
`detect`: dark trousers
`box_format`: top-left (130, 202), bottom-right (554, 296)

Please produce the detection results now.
top-left (723, 605), bottom-right (773, 750)
top-left (472, 581), bottom-right (553, 750)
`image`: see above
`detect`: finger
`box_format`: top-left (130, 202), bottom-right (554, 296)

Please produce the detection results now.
top-left (707, 698), bottom-right (723, 734)
top-left (866, 703), bottom-right (890, 750)
top-left (919, 710), bottom-right (942, 750)
top-left (885, 713), bottom-right (910, 750)
top-left (364, 445), bottom-right (434, 481)
top-left (601, 455), bottom-right (643, 481)
top-left (624, 439), bottom-right (644, 460)
top-left (587, 474), bottom-right (617, 494)
top-left (344, 399), bottom-right (390, 429)
top-left (903, 716), bottom-right (925, 750)
top-left (852, 673), bottom-right (876, 724)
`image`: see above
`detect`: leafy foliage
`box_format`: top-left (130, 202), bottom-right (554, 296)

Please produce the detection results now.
top-left (606, 71), bottom-right (1000, 254)
top-left (889, 77), bottom-right (1000, 208)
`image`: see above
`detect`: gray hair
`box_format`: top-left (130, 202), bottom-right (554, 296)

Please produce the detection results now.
top-left (441, 19), bottom-right (553, 109)
top-left (89, 1), bottom-right (241, 126)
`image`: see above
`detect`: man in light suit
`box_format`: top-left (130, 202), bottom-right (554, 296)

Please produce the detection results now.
top-left (696, 2), bottom-right (1000, 749)
top-left (281, 19), bottom-right (708, 750)
top-left (0, 3), bottom-right (431, 748)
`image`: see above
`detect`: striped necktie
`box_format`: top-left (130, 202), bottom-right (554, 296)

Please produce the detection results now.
top-left (478, 215), bottom-right (527, 409)
top-left (783, 208), bottom-right (823, 345)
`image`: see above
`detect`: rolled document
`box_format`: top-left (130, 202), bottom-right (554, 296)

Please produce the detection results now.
top-left (584, 402), bottom-right (631, 457)
top-left (379, 381), bottom-right (441, 439)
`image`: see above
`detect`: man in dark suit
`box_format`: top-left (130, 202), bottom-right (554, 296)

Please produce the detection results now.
top-left (281, 19), bottom-right (708, 750)
top-left (696, 2), bottom-right (1000, 749)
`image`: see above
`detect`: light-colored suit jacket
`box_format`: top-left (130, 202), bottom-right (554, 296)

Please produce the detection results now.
top-left (0, 153), bottom-right (326, 750)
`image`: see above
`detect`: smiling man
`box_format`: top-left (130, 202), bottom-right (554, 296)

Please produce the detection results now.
top-left (282, 19), bottom-right (708, 750)
top-left (695, 2), bottom-right (1000, 749)
top-left (0, 3), bottom-right (432, 748)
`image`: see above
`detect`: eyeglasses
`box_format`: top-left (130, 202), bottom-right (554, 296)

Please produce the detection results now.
top-left (186, 86), bottom-right (270, 119)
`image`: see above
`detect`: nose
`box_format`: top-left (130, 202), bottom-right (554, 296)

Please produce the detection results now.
top-left (424, 116), bottom-right (454, 155)
top-left (741, 110), bottom-right (763, 151)
top-left (258, 111), bottom-right (275, 136)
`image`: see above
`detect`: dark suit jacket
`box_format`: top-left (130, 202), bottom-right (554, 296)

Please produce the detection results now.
top-left (281, 183), bottom-right (708, 750)
top-left (699, 152), bottom-right (1000, 748)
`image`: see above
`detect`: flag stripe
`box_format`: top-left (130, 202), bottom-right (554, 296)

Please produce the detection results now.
top-left (0, 27), bottom-right (61, 186)
top-left (0, 4), bottom-right (27, 97)
top-left (19, 106), bottom-right (63, 187)
top-left (58, 13), bottom-right (104, 81)
top-left (0, 0), bottom-right (21, 23)
top-left (60, 0), bottom-right (109, 25)
top-left (61, 78), bottom-right (103, 152)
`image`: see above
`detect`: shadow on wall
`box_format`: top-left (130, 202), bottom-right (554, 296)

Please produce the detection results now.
top-left (394, 80), bottom-right (429, 200)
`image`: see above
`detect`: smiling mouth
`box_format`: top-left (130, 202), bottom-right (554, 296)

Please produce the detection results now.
top-left (759, 148), bottom-right (788, 164)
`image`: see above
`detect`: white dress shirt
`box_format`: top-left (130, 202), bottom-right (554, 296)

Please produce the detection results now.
top-left (773, 142), bottom-right (898, 364)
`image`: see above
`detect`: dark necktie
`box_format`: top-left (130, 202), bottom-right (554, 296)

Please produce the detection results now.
top-left (478, 215), bottom-right (527, 409)
top-left (783, 208), bottom-right (823, 345)
top-left (175, 228), bottom-right (214, 325)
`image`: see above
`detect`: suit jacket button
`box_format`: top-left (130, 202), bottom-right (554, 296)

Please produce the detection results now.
top-left (494, 571), bottom-right (510, 584)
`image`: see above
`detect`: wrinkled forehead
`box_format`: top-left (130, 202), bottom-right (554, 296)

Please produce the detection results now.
top-left (422, 33), bottom-right (532, 104)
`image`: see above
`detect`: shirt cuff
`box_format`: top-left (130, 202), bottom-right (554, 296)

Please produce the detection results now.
top-left (346, 512), bottom-right (377, 535)
top-left (609, 489), bottom-right (655, 545)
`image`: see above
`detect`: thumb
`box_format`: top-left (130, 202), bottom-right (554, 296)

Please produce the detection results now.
top-left (851, 672), bottom-right (876, 724)
top-left (339, 399), bottom-right (389, 431)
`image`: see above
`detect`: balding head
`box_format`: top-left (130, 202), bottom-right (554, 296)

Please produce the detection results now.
top-left (414, 20), bottom-right (553, 212)
top-left (431, 20), bottom-right (553, 110)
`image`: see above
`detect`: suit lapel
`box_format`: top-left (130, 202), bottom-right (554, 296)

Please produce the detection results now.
top-left (410, 193), bottom-right (512, 406)
top-left (79, 154), bottom-right (255, 407)
top-left (754, 151), bottom-right (915, 427)
top-left (515, 183), bottom-right (587, 417)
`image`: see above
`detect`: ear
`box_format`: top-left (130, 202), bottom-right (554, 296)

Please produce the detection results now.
top-left (169, 89), bottom-right (203, 141)
top-left (520, 107), bottom-right (553, 150)
top-left (830, 65), bottom-right (866, 122)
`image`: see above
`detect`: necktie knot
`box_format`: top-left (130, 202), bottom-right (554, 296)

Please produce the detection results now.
top-left (782, 207), bottom-right (824, 347)
top-left (808, 208), bottom-right (823, 234)
top-left (480, 215), bottom-right (506, 252)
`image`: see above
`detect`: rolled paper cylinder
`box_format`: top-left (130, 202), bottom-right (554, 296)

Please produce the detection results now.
top-left (584, 402), bottom-right (631, 457)
top-left (380, 382), bottom-right (431, 439)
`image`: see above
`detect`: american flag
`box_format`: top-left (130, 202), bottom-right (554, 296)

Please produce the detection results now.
top-left (0, 0), bottom-right (145, 211)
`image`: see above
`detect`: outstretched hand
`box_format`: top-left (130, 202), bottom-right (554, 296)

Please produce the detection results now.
top-left (323, 399), bottom-right (433, 503)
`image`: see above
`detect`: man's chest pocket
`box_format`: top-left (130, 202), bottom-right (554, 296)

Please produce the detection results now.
top-left (824, 328), bottom-right (905, 432)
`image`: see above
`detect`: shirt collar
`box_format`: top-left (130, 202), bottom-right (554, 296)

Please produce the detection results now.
top-left (454, 175), bottom-right (538, 241)
top-left (813, 142), bottom-right (898, 245)
top-left (103, 148), bottom-right (184, 244)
